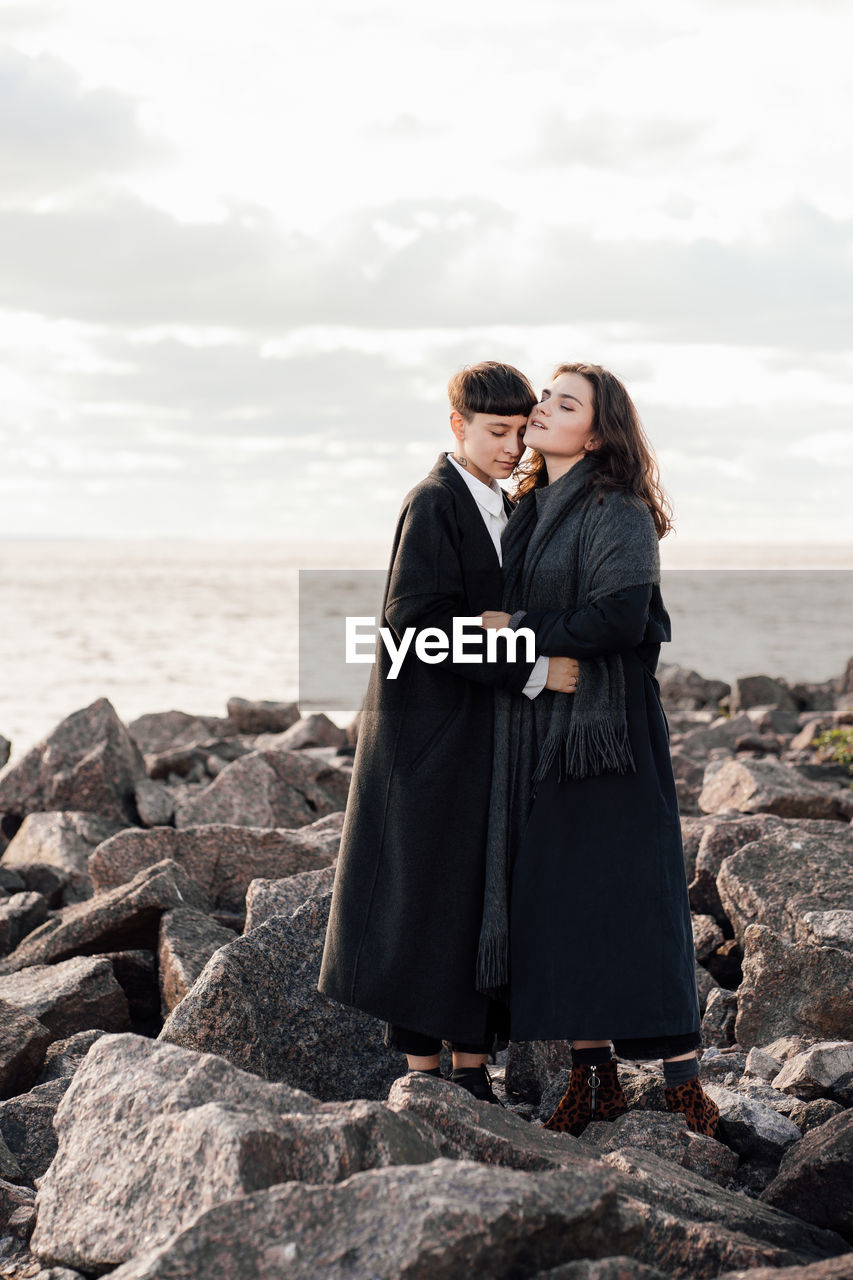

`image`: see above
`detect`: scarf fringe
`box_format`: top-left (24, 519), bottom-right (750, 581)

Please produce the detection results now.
top-left (475, 929), bottom-right (509, 995)
top-left (532, 718), bottom-right (637, 783)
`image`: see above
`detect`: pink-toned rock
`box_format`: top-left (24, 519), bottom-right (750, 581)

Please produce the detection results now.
top-left (0, 699), bottom-right (146, 824)
top-left (133, 780), bottom-right (174, 827)
top-left (157, 908), bottom-right (237, 1014)
top-left (30, 1033), bottom-right (438, 1273)
top-left (90, 812), bottom-right (343, 913)
top-left (171, 750), bottom-right (350, 829)
top-left (0, 860), bottom-right (209, 973)
top-left (716, 827), bottom-right (853, 944)
top-left (0, 956), bottom-right (129, 1039)
top-left (2, 811), bottom-right (126, 902)
top-left (699, 758), bottom-right (851, 821)
top-left (159, 893), bottom-right (403, 1102)
top-left (127, 710), bottom-right (240, 756)
top-left (581, 1109), bottom-right (739, 1186)
top-left (244, 865), bottom-right (337, 931)
top-left (0, 1077), bottom-right (71, 1181)
top-left (225, 697), bottom-right (299, 734)
top-left (259, 713), bottom-right (348, 752)
top-left (387, 1072), bottom-right (594, 1172)
top-left (80, 1159), bottom-right (642, 1280)
top-left (0, 999), bottom-right (52, 1099)
top-left (692, 913), bottom-right (725, 962)
top-left (717, 1260), bottom-right (853, 1280)
top-left (735, 925), bottom-right (853, 1049)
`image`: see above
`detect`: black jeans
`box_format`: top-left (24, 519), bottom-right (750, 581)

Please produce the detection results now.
top-left (384, 1023), bottom-right (493, 1057)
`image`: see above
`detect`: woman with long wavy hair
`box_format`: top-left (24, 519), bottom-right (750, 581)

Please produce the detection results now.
top-left (479, 362), bottom-right (721, 1139)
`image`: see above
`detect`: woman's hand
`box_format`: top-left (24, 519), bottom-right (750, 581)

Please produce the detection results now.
top-left (545, 656), bottom-right (580, 693)
top-left (480, 611), bottom-right (512, 630)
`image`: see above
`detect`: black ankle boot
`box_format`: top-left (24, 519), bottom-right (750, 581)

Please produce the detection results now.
top-left (450, 1064), bottom-right (502, 1105)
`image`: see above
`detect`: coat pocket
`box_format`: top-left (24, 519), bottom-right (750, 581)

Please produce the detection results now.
top-left (408, 700), bottom-right (463, 774)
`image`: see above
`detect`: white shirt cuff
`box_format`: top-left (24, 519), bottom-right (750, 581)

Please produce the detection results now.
top-left (522, 653), bottom-right (549, 700)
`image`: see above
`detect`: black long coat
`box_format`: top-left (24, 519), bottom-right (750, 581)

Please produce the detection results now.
top-left (509, 584), bottom-right (702, 1043)
top-left (318, 454), bottom-right (536, 1042)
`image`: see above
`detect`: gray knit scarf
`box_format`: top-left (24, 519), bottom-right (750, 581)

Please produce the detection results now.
top-left (475, 453), bottom-right (660, 995)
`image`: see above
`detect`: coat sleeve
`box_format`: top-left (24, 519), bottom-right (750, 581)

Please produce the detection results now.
top-left (383, 490), bottom-right (536, 692)
top-left (520, 584), bottom-right (653, 658)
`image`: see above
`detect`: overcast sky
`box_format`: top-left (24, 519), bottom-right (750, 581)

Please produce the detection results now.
top-left (2, 0), bottom-right (852, 554)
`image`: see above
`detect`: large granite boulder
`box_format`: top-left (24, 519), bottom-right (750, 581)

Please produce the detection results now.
top-left (225, 697), bottom-right (300, 734)
top-left (70, 1159), bottom-right (643, 1280)
top-left (699, 758), bottom-right (851, 821)
top-left (580, 1109), bottom-right (739, 1186)
top-left (171, 750), bottom-right (349, 829)
top-left (0, 699), bottom-right (146, 825)
top-left (30, 1034), bottom-right (438, 1274)
top-left (89, 813), bottom-right (342, 913)
top-left (761, 1109), bottom-right (853, 1239)
top-left (657, 665), bottom-right (730, 710)
top-left (127, 710), bottom-right (240, 758)
top-left (736, 925), bottom-right (853, 1048)
top-left (730, 676), bottom-right (798, 716)
top-left (701, 1083), bottom-right (801, 1163)
top-left (160, 892), bottom-right (402, 1101)
top-left (1, 811), bottom-right (126, 902)
top-left (771, 1043), bottom-right (853, 1103)
top-left (716, 827), bottom-right (853, 944)
top-left (0, 860), bottom-right (209, 973)
top-left (0, 956), bottom-right (129, 1039)
top-left (244, 865), bottom-right (337, 931)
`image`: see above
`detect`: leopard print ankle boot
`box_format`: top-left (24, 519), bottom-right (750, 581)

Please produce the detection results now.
top-left (542, 1058), bottom-right (628, 1137)
top-left (664, 1076), bottom-right (721, 1138)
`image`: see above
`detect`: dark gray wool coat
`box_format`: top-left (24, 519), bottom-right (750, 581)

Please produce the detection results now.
top-left (318, 453), bottom-right (536, 1042)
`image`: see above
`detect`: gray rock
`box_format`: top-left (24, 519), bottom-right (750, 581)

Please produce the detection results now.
top-left (0, 999), bottom-right (52, 1099)
top-left (701, 987), bottom-right (738, 1047)
top-left (35, 1030), bottom-right (106, 1084)
top-left (0, 1077), bottom-right (71, 1182)
top-left (160, 893), bottom-right (403, 1102)
top-left (133, 780), bottom-right (174, 827)
top-left (0, 699), bottom-right (146, 824)
top-left (1, 864), bottom-right (68, 909)
top-left (787, 1098), bottom-right (846, 1135)
top-left (798, 909), bottom-right (853, 951)
top-left (688, 813), bottom-right (783, 922)
top-left (736, 925), bottom-right (853, 1048)
top-left (731, 676), bottom-right (798, 716)
top-left (0, 955), bottom-right (129, 1039)
top-left (670, 748), bottom-right (706, 814)
top-left (745, 703), bottom-right (800, 736)
top-left (700, 758), bottom-right (851, 821)
top-left (703, 1082), bottom-right (801, 1162)
top-left (505, 1039), bottom-right (573, 1104)
top-left (244, 865), bottom-right (337, 931)
top-left (532, 1261), bottom-right (670, 1280)
top-left (761, 1109), bottom-right (853, 1238)
top-left (717, 827), bottom-right (853, 945)
top-left (0, 735), bottom-right (10, 768)
top-left (657, 664), bottom-right (730, 710)
top-left (0, 867), bottom-right (26, 894)
top-left (171, 749), bottom-right (350, 829)
top-left (0, 1130), bottom-right (23, 1183)
top-left (157, 908), bottom-right (237, 1014)
top-left (0, 860), bottom-right (209, 973)
top-left (0, 893), bottom-right (48, 955)
top-left (581, 1109), bottom-right (739, 1186)
top-left (744, 1047), bottom-right (783, 1082)
top-left (695, 963), bottom-right (721, 1015)
top-left (86, 1158), bottom-right (643, 1280)
top-left (30, 1033), bottom-right (438, 1274)
top-left (90, 812), bottom-right (343, 913)
top-left (0, 1176), bottom-right (35, 1239)
top-left (106, 949), bottom-right (161, 1030)
top-left (225, 697), bottom-right (300, 734)
top-left (693, 913), bottom-right (725, 962)
top-left (1, 812), bottom-right (126, 902)
top-left (771, 1042), bottom-right (853, 1102)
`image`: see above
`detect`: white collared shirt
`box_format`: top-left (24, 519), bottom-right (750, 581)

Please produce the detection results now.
top-left (446, 451), bottom-right (547, 699)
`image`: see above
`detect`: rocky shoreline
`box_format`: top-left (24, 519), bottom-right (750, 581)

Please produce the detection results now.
top-left (0, 662), bottom-right (851, 1280)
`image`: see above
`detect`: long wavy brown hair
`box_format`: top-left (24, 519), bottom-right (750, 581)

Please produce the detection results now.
top-left (513, 362), bottom-right (673, 539)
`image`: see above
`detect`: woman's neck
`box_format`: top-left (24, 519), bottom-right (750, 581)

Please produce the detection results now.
top-left (544, 452), bottom-right (588, 485)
